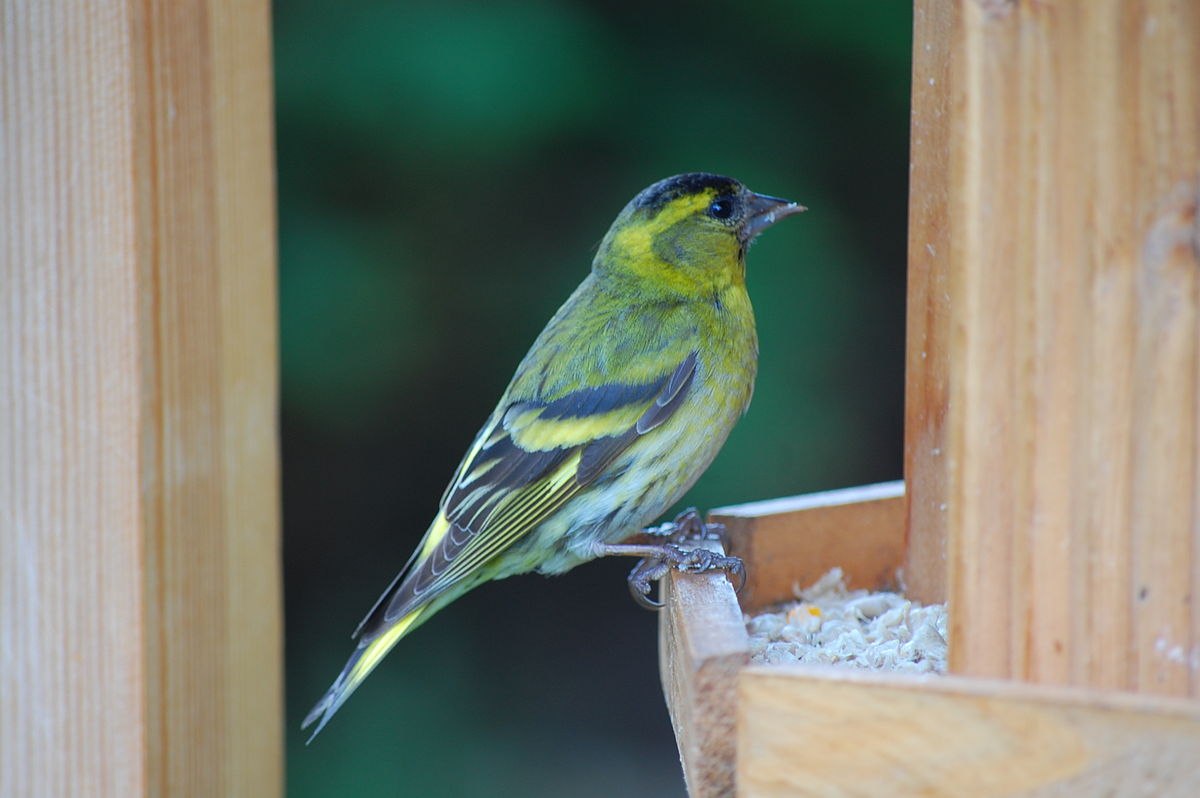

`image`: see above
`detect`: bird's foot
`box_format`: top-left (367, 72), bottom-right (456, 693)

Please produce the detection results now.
top-left (640, 507), bottom-right (726, 544)
top-left (625, 543), bottom-right (746, 610)
top-left (594, 510), bottom-right (744, 611)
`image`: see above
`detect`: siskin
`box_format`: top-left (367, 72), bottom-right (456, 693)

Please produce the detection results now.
top-left (303, 173), bottom-right (804, 739)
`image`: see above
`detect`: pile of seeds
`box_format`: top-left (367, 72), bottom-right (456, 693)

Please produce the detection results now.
top-left (745, 568), bottom-right (947, 673)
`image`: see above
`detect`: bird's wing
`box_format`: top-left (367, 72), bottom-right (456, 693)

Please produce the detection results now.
top-left (354, 349), bottom-right (698, 641)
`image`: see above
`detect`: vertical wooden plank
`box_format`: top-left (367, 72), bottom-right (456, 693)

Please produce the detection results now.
top-left (908, 0), bottom-right (1200, 696)
top-left (0, 1), bottom-right (281, 795)
top-left (904, 0), bottom-right (954, 606)
top-left (1124, 0), bottom-right (1200, 698)
top-left (1, 4), bottom-right (145, 795)
top-left (135, 2), bottom-right (227, 792)
top-left (1078, 1), bottom-right (1136, 696)
top-left (209, 2), bottom-right (282, 794)
top-left (132, 1), bottom-right (282, 794)
top-left (903, 0), bottom-right (954, 609)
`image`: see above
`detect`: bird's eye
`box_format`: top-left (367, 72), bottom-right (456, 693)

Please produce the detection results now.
top-left (707, 196), bottom-right (735, 220)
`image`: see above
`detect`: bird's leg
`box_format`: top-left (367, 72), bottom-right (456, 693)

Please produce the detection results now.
top-left (595, 510), bottom-right (745, 610)
top-left (596, 542), bottom-right (746, 610)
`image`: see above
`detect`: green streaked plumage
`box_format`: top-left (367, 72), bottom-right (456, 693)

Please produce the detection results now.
top-left (303, 173), bottom-right (803, 740)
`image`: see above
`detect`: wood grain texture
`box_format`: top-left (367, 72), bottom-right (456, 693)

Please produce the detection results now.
top-left (660, 542), bottom-right (749, 798)
top-left (0, 1), bottom-right (280, 795)
top-left (738, 666), bottom-right (1200, 798)
top-left (662, 489), bottom-right (908, 797)
top-left (904, 0), bottom-right (954, 607)
top-left (1, 5), bottom-right (145, 794)
top-left (209, 2), bottom-right (281, 793)
top-left (909, 0), bottom-right (1200, 693)
top-left (712, 481), bottom-right (906, 612)
top-left (661, 490), bottom-right (1200, 797)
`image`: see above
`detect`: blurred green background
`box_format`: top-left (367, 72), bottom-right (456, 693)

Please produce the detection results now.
top-left (278, 2), bottom-right (911, 795)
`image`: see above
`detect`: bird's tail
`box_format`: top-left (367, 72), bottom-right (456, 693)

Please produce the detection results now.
top-left (301, 606), bottom-right (426, 743)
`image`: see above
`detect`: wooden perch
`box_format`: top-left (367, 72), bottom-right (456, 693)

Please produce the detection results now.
top-left (660, 541), bottom-right (749, 798)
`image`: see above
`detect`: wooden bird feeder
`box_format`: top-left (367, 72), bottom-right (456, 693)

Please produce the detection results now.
top-left (660, 2), bottom-right (1200, 795)
top-left (6, 1), bottom-right (1199, 796)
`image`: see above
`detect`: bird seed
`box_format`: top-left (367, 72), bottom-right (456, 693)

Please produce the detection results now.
top-left (745, 568), bottom-right (947, 673)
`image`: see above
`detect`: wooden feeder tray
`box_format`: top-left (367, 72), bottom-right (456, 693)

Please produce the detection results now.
top-left (660, 482), bottom-right (1200, 798)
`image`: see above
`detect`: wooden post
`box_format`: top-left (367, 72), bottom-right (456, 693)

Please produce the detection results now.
top-left (1, 1), bottom-right (281, 795)
top-left (903, 0), bottom-right (955, 608)
top-left (904, 0), bottom-right (1200, 695)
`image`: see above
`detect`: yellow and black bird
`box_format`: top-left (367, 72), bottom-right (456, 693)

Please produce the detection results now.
top-left (303, 173), bottom-right (804, 739)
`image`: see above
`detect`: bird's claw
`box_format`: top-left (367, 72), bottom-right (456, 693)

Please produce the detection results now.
top-left (626, 542), bottom-right (746, 611)
top-left (642, 507), bottom-right (726, 544)
top-left (627, 557), bottom-right (672, 610)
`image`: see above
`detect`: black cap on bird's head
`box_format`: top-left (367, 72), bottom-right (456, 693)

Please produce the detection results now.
top-left (630, 172), bottom-right (806, 247)
top-left (632, 173), bottom-right (743, 212)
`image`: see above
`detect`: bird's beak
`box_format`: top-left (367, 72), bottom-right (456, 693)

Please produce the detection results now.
top-left (740, 191), bottom-right (806, 244)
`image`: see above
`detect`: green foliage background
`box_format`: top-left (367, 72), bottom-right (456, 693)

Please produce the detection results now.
top-left (279, 2), bottom-right (911, 795)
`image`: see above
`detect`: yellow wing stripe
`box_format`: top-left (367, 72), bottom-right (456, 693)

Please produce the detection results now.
top-left (418, 514), bottom-right (452, 561)
top-left (506, 406), bottom-right (645, 450)
top-left (462, 458), bottom-right (500, 485)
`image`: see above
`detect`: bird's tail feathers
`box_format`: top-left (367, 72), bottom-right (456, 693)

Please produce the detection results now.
top-left (302, 606), bottom-right (426, 743)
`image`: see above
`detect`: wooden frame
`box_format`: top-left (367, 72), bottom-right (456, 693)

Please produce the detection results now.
top-left (905, 0), bottom-right (1200, 692)
top-left (661, 1), bottom-right (1200, 794)
top-left (661, 483), bottom-right (906, 797)
top-left (663, 485), bottom-right (1200, 797)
